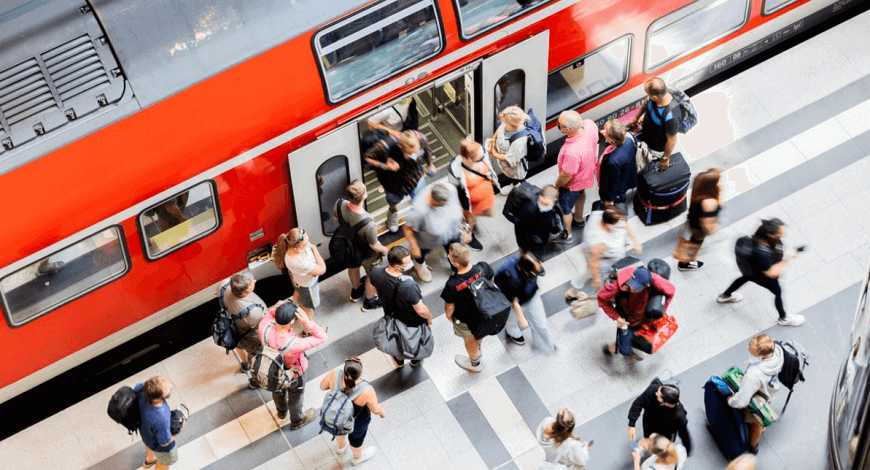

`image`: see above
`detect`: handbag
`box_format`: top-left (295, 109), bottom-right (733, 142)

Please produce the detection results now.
top-left (633, 314), bottom-right (679, 354)
top-left (371, 316), bottom-right (434, 361)
top-left (570, 298), bottom-right (597, 319)
top-left (673, 236), bottom-right (701, 263)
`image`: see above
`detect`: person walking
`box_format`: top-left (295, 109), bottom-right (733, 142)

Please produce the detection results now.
top-left (319, 357), bottom-right (387, 466)
top-left (553, 110), bottom-right (598, 242)
top-left (627, 379), bottom-right (693, 456)
top-left (403, 182), bottom-right (467, 282)
top-left (674, 168), bottom-right (721, 270)
top-left (494, 253), bottom-right (555, 353)
top-left (448, 138), bottom-right (498, 252)
top-left (535, 408), bottom-right (591, 469)
top-left (512, 184), bottom-right (564, 259)
top-left (717, 218), bottom-right (805, 327)
top-left (442, 243), bottom-right (495, 372)
top-left (136, 377), bottom-right (178, 469)
top-left (632, 433), bottom-right (687, 470)
top-left (274, 228), bottom-right (326, 318)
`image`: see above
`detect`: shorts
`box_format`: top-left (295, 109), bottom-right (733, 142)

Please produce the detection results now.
top-left (296, 283), bottom-right (321, 309)
top-left (452, 320), bottom-right (473, 338)
top-left (356, 253), bottom-right (381, 277)
top-left (557, 187), bottom-right (583, 214)
top-left (155, 447), bottom-right (179, 466)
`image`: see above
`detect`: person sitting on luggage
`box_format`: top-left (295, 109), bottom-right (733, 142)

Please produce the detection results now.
top-left (513, 184), bottom-right (563, 262)
top-left (598, 119), bottom-right (638, 208)
top-left (728, 334), bottom-right (784, 455)
top-left (599, 266), bottom-right (675, 360)
top-left (627, 379), bottom-right (692, 456)
top-left (632, 433), bottom-right (687, 470)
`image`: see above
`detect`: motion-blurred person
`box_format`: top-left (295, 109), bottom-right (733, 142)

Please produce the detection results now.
top-left (335, 180), bottom-right (389, 312)
top-left (599, 266), bottom-right (674, 360)
top-left (274, 228), bottom-right (326, 319)
top-left (366, 96), bottom-right (414, 137)
top-left (628, 77), bottom-right (680, 170)
top-left (494, 253), bottom-right (554, 353)
top-left (632, 433), bottom-right (687, 470)
top-left (627, 379), bottom-right (692, 456)
top-left (553, 110), bottom-right (598, 242)
top-left (726, 453), bottom-right (757, 470)
top-left (717, 218), bottom-right (805, 327)
top-left (565, 206), bottom-right (641, 302)
top-left (513, 184), bottom-right (563, 259)
top-left (403, 182), bottom-right (467, 282)
top-left (487, 105), bottom-right (530, 187)
top-left (370, 246), bottom-right (433, 367)
top-left (598, 119), bottom-right (638, 208)
top-left (319, 357), bottom-right (387, 466)
top-left (136, 377), bottom-right (178, 469)
top-left (728, 334), bottom-right (784, 455)
top-left (674, 168), bottom-right (721, 271)
top-left (535, 408), bottom-right (591, 469)
top-left (259, 302), bottom-right (326, 430)
top-left (448, 138), bottom-right (498, 252)
top-left (442, 243), bottom-right (496, 372)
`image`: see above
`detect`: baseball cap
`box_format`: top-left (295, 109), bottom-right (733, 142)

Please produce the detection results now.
top-left (625, 267), bottom-right (652, 291)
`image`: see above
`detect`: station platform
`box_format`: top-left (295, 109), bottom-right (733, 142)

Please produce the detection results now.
top-left (4, 8), bottom-right (870, 470)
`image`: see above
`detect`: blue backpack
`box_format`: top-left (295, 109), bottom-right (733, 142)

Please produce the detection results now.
top-left (508, 108), bottom-right (546, 163)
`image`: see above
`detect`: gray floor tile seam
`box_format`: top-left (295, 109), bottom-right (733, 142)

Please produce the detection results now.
top-left (447, 391), bottom-right (514, 469)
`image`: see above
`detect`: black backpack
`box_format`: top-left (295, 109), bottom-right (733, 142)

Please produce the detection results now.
top-left (107, 386), bottom-right (141, 435)
top-left (735, 236), bottom-right (755, 276)
top-left (329, 200), bottom-right (373, 268)
top-left (502, 180), bottom-right (541, 224)
top-left (467, 273), bottom-right (512, 339)
top-left (776, 340), bottom-right (809, 414)
top-left (507, 108), bottom-right (546, 163)
top-left (212, 283), bottom-right (263, 354)
top-left (394, 99), bottom-right (419, 131)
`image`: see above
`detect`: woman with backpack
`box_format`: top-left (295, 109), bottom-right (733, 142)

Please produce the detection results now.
top-left (673, 168), bottom-right (721, 271)
top-left (319, 357), bottom-right (387, 466)
top-left (487, 105), bottom-right (530, 188)
top-left (535, 408), bottom-right (591, 469)
top-left (448, 138), bottom-right (498, 252)
top-left (274, 228), bottom-right (326, 318)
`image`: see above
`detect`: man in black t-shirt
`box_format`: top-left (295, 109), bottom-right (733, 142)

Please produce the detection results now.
top-left (717, 218), bottom-right (804, 326)
top-left (629, 77), bottom-right (681, 170)
top-left (369, 245), bottom-right (433, 366)
top-left (441, 244), bottom-right (494, 373)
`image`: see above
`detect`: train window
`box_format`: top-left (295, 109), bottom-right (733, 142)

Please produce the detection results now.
top-left (546, 36), bottom-right (631, 121)
top-left (453, 0), bottom-right (554, 40)
top-left (494, 69), bottom-right (525, 130)
top-left (0, 227), bottom-right (130, 326)
top-left (645, 0), bottom-right (750, 72)
top-left (314, 0), bottom-right (445, 104)
top-left (138, 181), bottom-right (221, 260)
top-left (316, 155), bottom-right (351, 237)
top-left (762, 0), bottom-right (798, 15)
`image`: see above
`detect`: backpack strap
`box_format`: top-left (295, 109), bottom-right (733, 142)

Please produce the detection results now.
top-left (461, 162), bottom-right (492, 181)
top-left (334, 370), bottom-right (372, 399)
top-left (231, 302), bottom-right (264, 320)
top-left (337, 199), bottom-right (373, 235)
top-left (219, 283), bottom-right (230, 311)
top-left (508, 127), bottom-right (530, 145)
top-left (262, 323), bottom-right (298, 353)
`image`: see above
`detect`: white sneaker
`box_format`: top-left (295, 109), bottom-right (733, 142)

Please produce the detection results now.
top-left (352, 447), bottom-right (377, 466)
top-left (386, 210), bottom-right (399, 233)
top-left (454, 354), bottom-right (483, 372)
top-left (413, 261), bottom-right (432, 283)
top-left (717, 293), bottom-right (744, 303)
top-left (777, 314), bottom-right (805, 327)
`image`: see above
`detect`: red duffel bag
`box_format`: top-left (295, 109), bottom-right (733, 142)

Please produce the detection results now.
top-left (633, 314), bottom-right (679, 354)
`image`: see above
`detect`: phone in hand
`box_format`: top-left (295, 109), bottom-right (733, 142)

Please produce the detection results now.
top-left (631, 440), bottom-right (639, 450)
top-left (796, 245), bottom-right (807, 252)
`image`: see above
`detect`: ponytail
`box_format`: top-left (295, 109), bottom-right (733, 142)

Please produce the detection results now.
top-left (342, 358), bottom-right (363, 393)
top-left (273, 234), bottom-right (291, 271)
top-left (545, 408), bottom-right (577, 446)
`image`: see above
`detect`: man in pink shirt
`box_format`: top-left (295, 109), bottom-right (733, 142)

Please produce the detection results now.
top-left (258, 301), bottom-right (327, 430)
top-left (554, 110), bottom-right (599, 243)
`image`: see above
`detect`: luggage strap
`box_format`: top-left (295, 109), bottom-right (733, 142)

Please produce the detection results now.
top-left (639, 191), bottom-right (688, 211)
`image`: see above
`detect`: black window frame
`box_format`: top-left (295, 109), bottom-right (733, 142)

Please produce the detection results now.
top-left (451, 0), bottom-right (555, 42)
top-left (545, 34), bottom-right (633, 122)
top-left (136, 180), bottom-right (223, 261)
top-left (312, 0), bottom-right (447, 105)
top-left (0, 225), bottom-right (132, 328)
top-left (644, 0), bottom-right (751, 73)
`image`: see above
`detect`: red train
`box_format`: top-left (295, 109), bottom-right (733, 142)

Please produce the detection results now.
top-left (0, 0), bottom-right (857, 403)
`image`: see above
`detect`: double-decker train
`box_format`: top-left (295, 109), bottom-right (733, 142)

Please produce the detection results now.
top-left (0, 0), bottom-right (863, 405)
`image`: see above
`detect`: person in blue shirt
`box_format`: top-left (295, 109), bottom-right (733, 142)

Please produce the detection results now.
top-left (136, 377), bottom-right (178, 469)
top-left (598, 119), bottom-right (638, 208)
top-left (494, 253), bottom-right (555, 354)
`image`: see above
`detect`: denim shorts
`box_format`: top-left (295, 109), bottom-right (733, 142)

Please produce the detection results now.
top-left (557, 187), bottom-right (583, 214)
top-left (296, 283), bottom-right (321, 309)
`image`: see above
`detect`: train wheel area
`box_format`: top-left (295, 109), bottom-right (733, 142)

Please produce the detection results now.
top-left (4, 8), bottom-right (870, 470)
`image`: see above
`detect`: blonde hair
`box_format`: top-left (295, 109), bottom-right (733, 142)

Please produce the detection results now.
top-left (649, 433), bottom-right (677, 463)
top-left (604, 119), bottom-right (627, 146)
top-left (750, 334), bottom-right (775, 356)
top-left (499, 105), bottom-right (529, 127)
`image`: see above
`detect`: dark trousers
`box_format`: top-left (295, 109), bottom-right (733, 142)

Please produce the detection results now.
top-left (273, 372), bottom-right (306, 425)
top-left (723, 274), bottom-right (786, 320)
top-left (348, 406), bottom-right (372, 448)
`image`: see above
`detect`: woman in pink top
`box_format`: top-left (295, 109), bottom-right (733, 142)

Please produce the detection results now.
top-left (554, 110), bottom-right (599, 243)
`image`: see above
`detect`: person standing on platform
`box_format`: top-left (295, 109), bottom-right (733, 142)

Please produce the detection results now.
top-left (553, 110), bottom-right (599, 242)
top-left (336, 180), bottom-right (389, 312)
top-left (494, 253), bottom-right (555, 353)
top-left (259, 302), bottom-right (326, 430)
top-left (628, 77), bottom-right (681, 170)
top-left (674, 168), bottom-right (721, 271)
top-left (136, 377), bottom-right (178, 470)
top-left (403, 182), bottom-right (467, 282)
top-left (487, 105), bottom-right (530, 188)
top-left (274, 228), bottom-right (326, 319)
top-left (220, 273), bottom-right (275, 388)
top-left (369, 246), bottom-right (433, 367)
top-left (513, 184), bottom-right (564, 260)
top-left (627, 379), bottom-right (693, 456)
top-left (442, 243), bottom-right (495, 372)
top-left (448, 138), bottom-right (498, 252)
top-left (598, 119), bottom-right (638, 208)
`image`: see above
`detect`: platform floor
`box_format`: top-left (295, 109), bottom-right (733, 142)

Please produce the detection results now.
top-left (4, 8), bottom-right (870, 470)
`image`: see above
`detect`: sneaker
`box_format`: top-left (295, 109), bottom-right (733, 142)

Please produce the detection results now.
top-left (506, 333), bottom-right (526, 346)
top-left (554, 232), bottom-right (574, 244)
top-left (276, 409), bottom-right (287, 420)
top-left (571, 217), bottom-right (586, 228)
top-left (240, 362), bottom-right (251, 373)
top-left (629, 350), bottom-right (646, 361)
top-left (361, 296), bottom-right (382, 312)
top-left (289, 408), bottom-right (316, 430)
top-left (777, 314), bottom-right (806, 327)
top-left (391, 356), bottom-right (405, 367)
top-left (677, 261), bottom-right (704, 271)
top-left (414, 262), bottom-right (432, 283)
top-left (350, 283), bottom-right (366, 302)
top-left (336, 443), bottom-right (349, 455)
top-left (454, 354), bottom-right (483, 372)
top-left (468, 234), bottom-right (483, 252)
top-left (410, 359), bottom-right (422, 367)
top-left (538, 267), bottom-right (547, 277)
top-left (747, 445), bottom-right (759, 455)
top-left (247, 379), bottom-right (259, 390)
top-left (717, 293), bottom-right (744, 303)
top-left (352, 447), bottom-right (377, 466)
top-left (386, 210), bottom-right (399, 233)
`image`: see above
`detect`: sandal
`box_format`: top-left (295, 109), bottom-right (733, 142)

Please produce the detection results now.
top-left (143, 458), bottom-right (158, 468)
top-left (602, 344), bottom-right (614, 356)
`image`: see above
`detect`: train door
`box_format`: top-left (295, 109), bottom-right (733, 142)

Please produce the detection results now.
top-left (287, 124), bottom-right (362, 257)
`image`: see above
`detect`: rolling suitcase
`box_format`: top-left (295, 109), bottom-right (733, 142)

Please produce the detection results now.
top-left (633, 152), bottom-right (691, 225)
top-left (704, 379), bottom-right (749, 460)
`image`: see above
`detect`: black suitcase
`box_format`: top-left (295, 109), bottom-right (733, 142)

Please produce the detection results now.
top-left (645, 258), bottom-right (671, 320)
top-left (704, 379), bottom-right (749, 460)
top-left (633, 152), bottom-right (691, 225)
